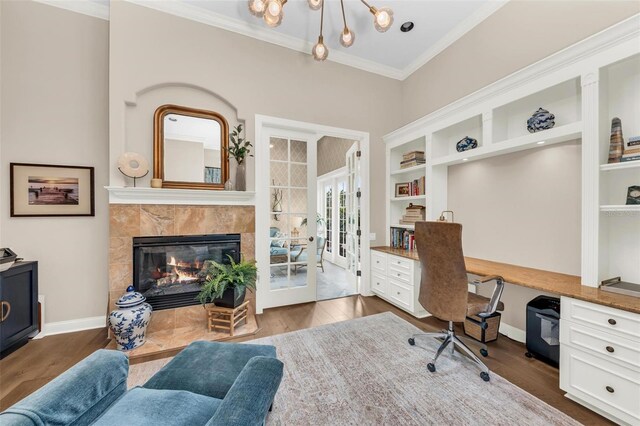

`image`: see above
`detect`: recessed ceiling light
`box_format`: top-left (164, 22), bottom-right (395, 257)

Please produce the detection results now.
top-left (462, 158), bottom-right (469, 162)
top-left (168, 117), bottom-right (177, 122)
top-left (400, 21), bottom-right (414, 33)
top-left (537, 141), bottom-right (546, 145)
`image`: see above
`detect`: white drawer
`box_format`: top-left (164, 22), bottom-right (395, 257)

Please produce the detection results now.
top-left (388, 255), bottom-right (413, 272)
top-left (388, 266), bottom-right (412, 284)
top-left (371, 251), bottom-right (387, 274)
top-left (561, 320), bottom-right (640, 370)
top-left (560, 346), bottom-right (640, 425)
top-left (388, 279), bottom-right (413, 310)
top-left (562, 297), bottom-right (640, 341)
top-left (371, 272), bottom-right (387, 296)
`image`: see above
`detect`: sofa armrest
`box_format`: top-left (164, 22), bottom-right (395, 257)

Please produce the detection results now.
top-left (206, 356), bottom-right (284, 426)
top-left (0, 349), bottom-right (128, 426)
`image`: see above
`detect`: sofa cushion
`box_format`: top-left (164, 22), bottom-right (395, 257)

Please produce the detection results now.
top-left (93, 388), bottom-right (221, 426)
top-left (0, 350), bottom-right (128, 426)
top-left (143, 341), bottom-right (276, 400)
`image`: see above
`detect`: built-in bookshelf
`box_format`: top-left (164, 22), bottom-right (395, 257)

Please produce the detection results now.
top-left (382, 18), bottom-right (640, 287)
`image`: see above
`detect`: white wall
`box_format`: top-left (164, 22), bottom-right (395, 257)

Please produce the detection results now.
top-left (0, 1), bottom-right (109, 324)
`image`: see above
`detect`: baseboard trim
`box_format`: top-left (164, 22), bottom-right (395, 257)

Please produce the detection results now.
top-left (41, 316), bottom-right (106, 337)
top-left (499, 322), bottom-right (526, 343)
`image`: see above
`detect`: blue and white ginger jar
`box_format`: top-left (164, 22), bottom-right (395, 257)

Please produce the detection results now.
top-left (527, 108), bottom-right (555, 133)
top-left (456, 136), bottom-right (478, 153)
top-left (109, 286), bottom-right (152, 351)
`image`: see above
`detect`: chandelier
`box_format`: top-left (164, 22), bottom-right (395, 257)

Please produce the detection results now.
top-left (248, 0), bottom-right (394, 61)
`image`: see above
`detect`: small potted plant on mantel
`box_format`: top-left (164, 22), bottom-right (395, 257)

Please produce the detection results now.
top-left (197, 255), bottom-right (257, 309)
top-left (227, 124), bottom-right (253, 191)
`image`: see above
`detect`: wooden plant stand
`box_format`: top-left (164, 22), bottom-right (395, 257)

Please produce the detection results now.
top-left (206, 300), bottom-right (250, 336)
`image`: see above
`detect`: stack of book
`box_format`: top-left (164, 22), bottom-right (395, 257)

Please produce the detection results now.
top-left (400, 151), bottom-right (426, 169)
top-left (390, 228), bottom-right (416, 251)
top-left (407, 176), bottom-right (426, 196)
top-left (399, 204), bottom-right (426, 225)
top-left (622, 136), bottom-right (640, 162)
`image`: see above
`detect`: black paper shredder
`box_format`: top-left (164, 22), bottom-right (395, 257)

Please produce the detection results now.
top-left (525, 295), bottom-right (561, 367)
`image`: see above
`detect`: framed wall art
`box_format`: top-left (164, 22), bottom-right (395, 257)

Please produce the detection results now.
top-left (10, 163), bottom-right (95, 217)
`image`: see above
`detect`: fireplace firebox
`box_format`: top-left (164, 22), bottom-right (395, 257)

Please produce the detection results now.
top-left (133, 234), bottom-right (240, 310)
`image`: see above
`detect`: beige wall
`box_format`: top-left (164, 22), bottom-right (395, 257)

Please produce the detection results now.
top-left (450, 141), bottom-right (582, 330)
top-left (317, 136), bottom-right (356, 176)
top-left (402, 0), bottom-right (640, 124)
top-left (0, 1), bottom-right (109, 323)
top-left (109, 1), bottom-right (403, 250)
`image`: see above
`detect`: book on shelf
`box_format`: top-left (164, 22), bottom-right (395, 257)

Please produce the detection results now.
top-left (400, 160), bottom-right (426, 169)
top-left (621, 154), bottom-right (640, 162)
top-left (402, 151), bottom-right (425, 161)
top-left (390, 227), bottom-right (416, 251)
top-left (401, 203), bottom-right (426, 224)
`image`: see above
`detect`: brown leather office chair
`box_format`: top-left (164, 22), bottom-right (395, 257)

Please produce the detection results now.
top-left (408, 221), bottom-right (504, 382)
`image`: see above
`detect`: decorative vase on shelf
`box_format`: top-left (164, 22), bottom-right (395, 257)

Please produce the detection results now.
top-left (108, 286), bottom-right (152, 351)
top-left (608, 117), bottom-right (624, 163)
top-left (456, 136), bottom-right (478, 153)
top-left (527, 108), bottom-right (555, 133)
top-left (235, 160), bottom-right (246, 191)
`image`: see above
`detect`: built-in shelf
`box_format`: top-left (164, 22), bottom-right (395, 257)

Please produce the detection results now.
top-left (390, 164), bottom-right (426, 176)
top-left (432, 122), bottom-right (582, 166)
top-left (105, 186), bottom-right (256, 205)
top-left (600, 161), bottom-right (640, 172)
top-left (391, 223), bottom-right (415, 230)
top-left (391, 195), bottom-right (426, 202)
top-left (600, 205), bottom-right (640, 212)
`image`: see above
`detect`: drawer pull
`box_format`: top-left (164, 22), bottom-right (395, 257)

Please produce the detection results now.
top-left (397, 291), bottom-right (401, 295)
top-left (606, 346), bottom-right (615, 353)
top-left (606, 386), bottom-right (614, 393)
top-left (376, 260), bottom-right (380, 264)
top-left (608, 318), bottom-right (617, 325)
top-left (397, 261), bottom-right (401, 264)
top-left (0, 301), bottom-right (10, 322)
top-left (397, 273), bottom-right (401, 277)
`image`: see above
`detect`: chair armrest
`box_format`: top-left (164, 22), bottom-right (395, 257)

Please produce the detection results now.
top-left (469, 275), bottom-right (505, 317)
top-left (0, 349), bottom-right (128, 426)
top-left (206, 356), bottom-right (284, 426)
top-left (291, 246), bottom-right (306, 261)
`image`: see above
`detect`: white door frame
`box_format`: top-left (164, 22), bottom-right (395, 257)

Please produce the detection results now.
top-left (255, 115), bottom-right (371, 314)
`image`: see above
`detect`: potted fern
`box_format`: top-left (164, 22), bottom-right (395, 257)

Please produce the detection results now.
top-left (197, 255), bottom-right (257, 308)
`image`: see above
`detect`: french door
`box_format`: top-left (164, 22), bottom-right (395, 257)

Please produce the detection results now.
top-left (259, 131), bottom-right (318, 310)
top-left (345, 142), bottom-right (361, 291)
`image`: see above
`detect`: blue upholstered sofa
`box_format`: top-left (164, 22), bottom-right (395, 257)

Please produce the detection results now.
top-left (0, 341), bottom-right (283, 426)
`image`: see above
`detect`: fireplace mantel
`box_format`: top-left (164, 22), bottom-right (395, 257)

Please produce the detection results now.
top-left (105, 186), bottom-right (255, 206)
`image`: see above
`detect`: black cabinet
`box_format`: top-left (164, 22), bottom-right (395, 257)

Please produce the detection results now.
top-left (1, 261), bottom-right (38, 358)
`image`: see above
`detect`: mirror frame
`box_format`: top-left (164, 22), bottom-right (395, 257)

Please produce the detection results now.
top-left (153, 104), bottom-right (229, 190)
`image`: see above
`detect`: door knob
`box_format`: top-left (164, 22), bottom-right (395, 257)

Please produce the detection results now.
top-left (605, 386), bottom-right (614, 393)
top-left (0, 301), bottom-right (10, 323)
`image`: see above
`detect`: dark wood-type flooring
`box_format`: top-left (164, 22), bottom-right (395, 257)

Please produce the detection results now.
top-left (0, 295), bottom-right (610, 424)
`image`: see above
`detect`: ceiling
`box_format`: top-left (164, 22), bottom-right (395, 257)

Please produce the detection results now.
top-left (36, 0), bottom-right (507, 80)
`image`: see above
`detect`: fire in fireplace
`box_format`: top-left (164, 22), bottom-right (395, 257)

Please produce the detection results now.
top-left (132, 234), bottom-right (240, 310)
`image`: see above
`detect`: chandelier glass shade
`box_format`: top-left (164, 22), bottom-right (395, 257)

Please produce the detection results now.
top-left (247, 0), bottom-right (393, 61)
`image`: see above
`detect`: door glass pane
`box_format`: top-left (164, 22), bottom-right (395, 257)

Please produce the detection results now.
top-left (267, 137), bottom-right (311, 291)
top-left (339, 181), bottom-right (347, 258)
top-left (325, 185), bottom-right (332, 254)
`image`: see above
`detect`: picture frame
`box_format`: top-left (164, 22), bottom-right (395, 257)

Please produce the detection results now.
top-left (627, 185), bottom-right (640, 205)
top-left (10, 163), bottom-right (95, 217)
top-left (395, 182), bottom-right (410, 198)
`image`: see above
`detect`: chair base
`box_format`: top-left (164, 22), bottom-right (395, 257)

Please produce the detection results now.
top-left (408, 321), bottom-right (491, 382)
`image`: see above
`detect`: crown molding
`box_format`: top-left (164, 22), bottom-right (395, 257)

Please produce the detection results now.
top-left (399, 0), bottom-right (509, 80)
top-left (33, 0), bottom-right (109, 21)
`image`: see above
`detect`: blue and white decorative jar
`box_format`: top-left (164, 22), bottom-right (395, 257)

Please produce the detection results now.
top-left (109, 286), bottom-right (152, 351)
top-left (527, 108), bottom-right (555, 133)
top-left (456, 136), bottom-right (478, 152)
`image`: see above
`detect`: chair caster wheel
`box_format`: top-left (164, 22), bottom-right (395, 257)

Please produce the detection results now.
top-left (525, 352), bottom-right (533, 358)
top-left (480, 372), bottom-right (490, 382)
top-left (480, 348), bottom-right (488, 357)
top-left (427, 363), bottom-right (436, 373)
top-left (408, 338), bottom-right (415, 346)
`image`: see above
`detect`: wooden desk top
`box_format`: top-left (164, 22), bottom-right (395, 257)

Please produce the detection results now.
top-left (371, 246), bottom-right (640, 314)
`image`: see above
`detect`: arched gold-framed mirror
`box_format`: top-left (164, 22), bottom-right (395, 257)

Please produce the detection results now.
top-left (153, 104), bottom-right (229, 190)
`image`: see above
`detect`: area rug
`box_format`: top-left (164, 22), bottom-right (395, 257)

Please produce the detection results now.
top-left (128, 312), bottom-right (579, 425)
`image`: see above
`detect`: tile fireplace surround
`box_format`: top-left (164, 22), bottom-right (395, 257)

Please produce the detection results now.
top-left (108, 204), bottom-right (256, 357)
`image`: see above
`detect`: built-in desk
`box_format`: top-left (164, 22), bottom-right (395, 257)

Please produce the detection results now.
top-left (371, 246), bottom-right (639, 315)
top-left (371, 246), bottom-right (640, 425)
